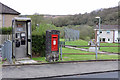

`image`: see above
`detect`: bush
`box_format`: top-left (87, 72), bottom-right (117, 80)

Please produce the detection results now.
top-left (0, 27), bottom-right (12, 34)
top-left (32, 34), bottom-right (46, 57)
top-left (32, 24), bottom-right (61, 57)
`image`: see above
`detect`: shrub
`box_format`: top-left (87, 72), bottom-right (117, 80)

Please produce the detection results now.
top-left (32, 24), bottom-right (61, 57)
top-left (0, 27), bottom-right (12, 34)
top-left (32, 34), bottom-right (46, 56)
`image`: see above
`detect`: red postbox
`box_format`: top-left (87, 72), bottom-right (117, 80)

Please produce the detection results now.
top-left (51, 34), bottom-right (58, 51)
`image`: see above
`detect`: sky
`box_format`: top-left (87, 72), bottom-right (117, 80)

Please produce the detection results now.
top-left (0, 0), bottom-right (120, 15)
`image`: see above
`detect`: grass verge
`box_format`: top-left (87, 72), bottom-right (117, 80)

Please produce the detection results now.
top-left (32, 54), bottom-right (118, 62)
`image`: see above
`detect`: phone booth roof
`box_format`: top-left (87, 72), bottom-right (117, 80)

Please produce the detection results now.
top-left (13, 17), bottom-right (31, 22)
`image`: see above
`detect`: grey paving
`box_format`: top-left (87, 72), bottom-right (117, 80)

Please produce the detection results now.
top-left (2, 61), bottom-right (119, 78)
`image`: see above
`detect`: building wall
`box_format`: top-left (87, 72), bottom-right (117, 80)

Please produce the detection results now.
top-left (0, 14), bottom-right (2, 28)
top-left (2, 14), bottom-right (18, 27)
top-left (114, 30), bottom-right (118, 43)
top-left (97, 30), bottom-right (114, 43)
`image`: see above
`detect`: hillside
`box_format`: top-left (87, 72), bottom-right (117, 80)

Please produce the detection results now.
top-left (49, 6), bottom-right (118, 27)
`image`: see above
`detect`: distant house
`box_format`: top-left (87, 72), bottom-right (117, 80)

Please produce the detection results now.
top-left (94, 25), bottom-right (120, 43)
top-left (0, 2), bottom-right (20, 28)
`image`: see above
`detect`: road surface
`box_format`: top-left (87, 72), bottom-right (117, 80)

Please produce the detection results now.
top-left (2, 61), bottom-right (119, 79)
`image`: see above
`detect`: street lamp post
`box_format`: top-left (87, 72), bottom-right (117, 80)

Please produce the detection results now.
top-left (95, 16), bottom-right (101, 50)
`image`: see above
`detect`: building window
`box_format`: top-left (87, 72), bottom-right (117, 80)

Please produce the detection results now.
top-left (100, 31), bottom-right (102, 33)
top-left (100, 38), bottom-right (101, 42)
top-left (106, 31), bottom-right (110, 34)
top-left (103, 38), bottom-right (105, 42)
top-left (108, 39), bottom-right (110, 41)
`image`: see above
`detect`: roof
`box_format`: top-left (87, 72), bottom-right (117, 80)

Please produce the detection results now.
top-left (13, 17), bottom-right (31, 21)
top-left (94, 25), bottom-right (119, 30)
top-left (0, 2), bottom-right (20, 15)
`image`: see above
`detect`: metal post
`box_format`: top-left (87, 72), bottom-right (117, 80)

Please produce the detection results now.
top-left (98, 18), bottom-right (101, 50)
top-left (95, 44), bottom-right (97, 60)
top-left (1, 44), bottom-right (4, 59)
top-left (60, 42), bottom-right (62, 60)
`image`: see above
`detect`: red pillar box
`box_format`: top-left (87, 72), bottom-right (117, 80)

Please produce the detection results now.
top-left (46, 30), bottom-right (60, 62)
top-left (51, 34), bottom-right (58, 51)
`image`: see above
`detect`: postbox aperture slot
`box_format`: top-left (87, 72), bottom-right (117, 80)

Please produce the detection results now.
top-left (52, 37), bottom-right (57, 38)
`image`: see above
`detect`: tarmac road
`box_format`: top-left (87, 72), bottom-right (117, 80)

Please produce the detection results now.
top-left (58, 71), bottom-right (120, 78)
top-left (2, 61), bottom-right (119, 79)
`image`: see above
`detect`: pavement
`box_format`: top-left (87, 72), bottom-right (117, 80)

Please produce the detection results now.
top-left (15, 59), bottom-right (38, 64)
top-left (2, 61), bottom-right (119, 79)
top-left (65, 45), bottom-right (117, 55)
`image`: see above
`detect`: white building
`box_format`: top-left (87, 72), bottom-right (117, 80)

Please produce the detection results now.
top-left (94, 25), bottom-right (120, 43)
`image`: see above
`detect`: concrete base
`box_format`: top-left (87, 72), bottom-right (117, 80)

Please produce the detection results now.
top-left (15, 60), bottom-right (37, 64)
top-left (88, 47), bottom-right (99, 52)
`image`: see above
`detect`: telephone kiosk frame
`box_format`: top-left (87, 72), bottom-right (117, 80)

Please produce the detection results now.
top-left (12, 17), bottom-right (32, 60)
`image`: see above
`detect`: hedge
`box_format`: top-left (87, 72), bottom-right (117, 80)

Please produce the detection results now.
top-left (31, 24), bottom-right (62, 57)
top-left (0, 27), bottom-right (12, 34)
top-left (32, 34), bottom-right (46, 57)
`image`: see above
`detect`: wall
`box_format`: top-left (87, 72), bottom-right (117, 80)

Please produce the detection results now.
top-left (114, 30), bottom-right (118, 43)
top-left (0, 14), bottom-right (2, 28)
top-left (2, 14), bottom-right (18, 27)
top-left (97, 30), bottom-right (113, 43)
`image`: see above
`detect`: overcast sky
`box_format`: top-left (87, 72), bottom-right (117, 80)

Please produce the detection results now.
top-left (0, 0), bottom-right (120, 15)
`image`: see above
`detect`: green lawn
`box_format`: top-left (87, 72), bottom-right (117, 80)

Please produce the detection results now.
top-left (65, 39), bottom-right (88, 46)
top-left (100, 43), bottom-right (119, 53)
top-left (60, 39), bottom-right (65, 42)
top-left (62, 54), bottom-right (118, 61)
top-left (60, 39), bottom-right (119, 53)
top-left (32, 54), bottom-right (118, 62)
top-left (32, 57), bottom-right (47, 63)
top-left (65, 39), bottom-right (89, 49)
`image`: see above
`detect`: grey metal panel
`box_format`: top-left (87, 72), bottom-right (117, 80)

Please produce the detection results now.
top-left (15, 45), bottom-right (27, 59)
top-left (1, 40), bottom-right (12, 64)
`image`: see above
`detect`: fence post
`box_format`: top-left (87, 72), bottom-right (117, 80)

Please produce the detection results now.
top-left (4, 41), bottom-right (7, 59)
top-left (1, 44), bottom-right (4, 59)
top-left (8, 40), bottom-right (12, 64)
top-left (60, 42), bottom-right (62, 60)
top-left (95, 44), bottom-right (98, 60)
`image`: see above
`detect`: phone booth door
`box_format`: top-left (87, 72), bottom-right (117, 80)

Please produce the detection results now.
top-left (51, 34), bottom-right (58, 51)
top-left (15, 22), bottom-right (27, 59)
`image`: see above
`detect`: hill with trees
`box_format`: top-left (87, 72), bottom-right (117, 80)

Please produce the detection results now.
top-left (51, 6), bottom-right (118, 27)
top-left (24, 6), bottom-right (118, 41)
